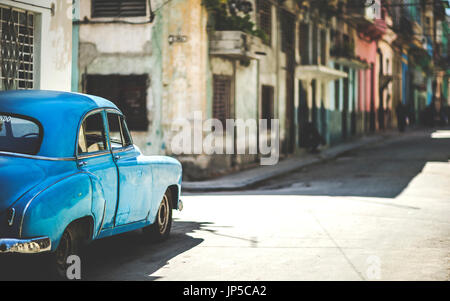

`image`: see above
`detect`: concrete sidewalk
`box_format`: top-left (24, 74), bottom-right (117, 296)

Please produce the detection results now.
top-left (182, 132), bottom-right (395, 192)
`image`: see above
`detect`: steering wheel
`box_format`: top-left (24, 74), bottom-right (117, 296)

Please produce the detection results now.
top-left (21, 133), bottom-right (39, 138)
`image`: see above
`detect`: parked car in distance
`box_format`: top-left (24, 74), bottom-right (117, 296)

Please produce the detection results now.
top-left (0, 90), bottom-right (183, 277)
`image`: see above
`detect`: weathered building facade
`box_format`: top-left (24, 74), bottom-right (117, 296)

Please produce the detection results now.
top-left (74, 0), bottom-right (163, 154)
top-left (70, 0), bottom-right (448, 179)
top-left (2, 0), bottom-right (447, 180)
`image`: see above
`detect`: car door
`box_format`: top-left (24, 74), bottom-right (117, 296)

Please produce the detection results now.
top-left (77, 110), bottom-right (118, 230)
top-left (106, 110), bottom-right (152, 226)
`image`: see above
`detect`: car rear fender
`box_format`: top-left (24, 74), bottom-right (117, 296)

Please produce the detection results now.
top-left (19, 172), bottom-right (96, 252)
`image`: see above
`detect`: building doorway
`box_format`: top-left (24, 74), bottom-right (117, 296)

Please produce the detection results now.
top-left (298, 80), bottom-right (309, 147)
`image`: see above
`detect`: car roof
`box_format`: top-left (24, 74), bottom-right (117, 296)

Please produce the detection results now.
top-left (0, 90), bottom-right (120, 158)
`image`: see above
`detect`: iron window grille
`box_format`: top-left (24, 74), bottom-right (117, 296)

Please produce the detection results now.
top-left (213, 75), bottom-right (232, 127)
top-left (257, 0), bottom-right (271, 45)
top-left (0, 6), bottom-right (34, 91)
top-left (91, 0), bottom-right (147, 18)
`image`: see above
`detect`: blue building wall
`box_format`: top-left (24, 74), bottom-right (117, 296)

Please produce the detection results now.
top-left (402, 53), bottom-right (409, 105)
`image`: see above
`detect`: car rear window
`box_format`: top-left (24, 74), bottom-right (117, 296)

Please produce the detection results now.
top-left (0, 114), bottom-right (42, 155)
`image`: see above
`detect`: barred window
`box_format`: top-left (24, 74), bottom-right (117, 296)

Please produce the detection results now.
top-left (257, 0), bottom-right (271, 45)
top-left (213, 75), bottom-right (231, 126)
top-left (92, 0), bottom-right (147, 18)
top-left (0, 6), bottom-right (34, 91)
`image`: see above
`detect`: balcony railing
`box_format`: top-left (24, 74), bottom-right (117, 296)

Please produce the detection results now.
top-left (346, 0), bottom-right (386, 40)
top-left (330, 43), bottom-right (355, 60)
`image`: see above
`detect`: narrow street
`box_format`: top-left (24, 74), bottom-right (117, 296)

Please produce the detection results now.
top-left (1, 128), bottom-right (449, 280)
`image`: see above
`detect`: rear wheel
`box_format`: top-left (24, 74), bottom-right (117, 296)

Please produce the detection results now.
top-left (52, 222), bottom-right (89, 280)
top-left (52, 226), bottom-right (80, 279)
top-left (143, 191), bottom-right (173, 242)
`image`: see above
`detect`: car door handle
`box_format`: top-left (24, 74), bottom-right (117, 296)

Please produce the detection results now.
top-left (114, 155), bottom-right (121, 161)
top-left (78, 161), bottom-right (88, 167)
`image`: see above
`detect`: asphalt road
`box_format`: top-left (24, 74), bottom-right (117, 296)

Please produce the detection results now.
top-left (1, 128), bottom-right (449, 280)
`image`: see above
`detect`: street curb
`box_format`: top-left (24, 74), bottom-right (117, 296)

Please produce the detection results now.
top-left (182, 134), bottom-right (389, 192)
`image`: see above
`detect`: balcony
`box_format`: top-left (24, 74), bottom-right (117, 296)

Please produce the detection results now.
top-left (346, 0), bottom-right (386, 40)
top-left (209, 31), bottom-right (265, 60)
top-left (393, 15), bottom-right (414, 42)
top-left (330, 38), bottom-right (369, 70)
top-left (296, 65), bottom-right (347, 81)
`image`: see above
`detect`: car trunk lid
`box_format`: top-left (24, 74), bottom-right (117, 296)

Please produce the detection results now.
top-left (0, 154), bottom-right (46, 213)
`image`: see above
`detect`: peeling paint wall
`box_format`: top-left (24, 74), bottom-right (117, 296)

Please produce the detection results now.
top-left (160, 0), bottom-right (209, 143)
top-left (78, 0), bottom-right (157, 155)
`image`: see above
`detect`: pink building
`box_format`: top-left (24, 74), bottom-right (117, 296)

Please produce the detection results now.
top-left (354, 3), bottom-right (387, 132)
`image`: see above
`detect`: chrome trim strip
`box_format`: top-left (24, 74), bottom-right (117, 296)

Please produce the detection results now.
top-left (77, 151), bottom-right (111, 160)
top-left (111, 145), bottom-right (134, 154)
top-left (7, 208), bottom-right (15, 227)
top-left (0, 237), bottom-right (51, 254)
top-left (0, 151), bottom-right (76, 161)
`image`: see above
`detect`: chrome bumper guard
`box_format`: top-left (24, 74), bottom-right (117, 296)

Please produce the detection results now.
top-left (0, 237), bottom-right (51, 254)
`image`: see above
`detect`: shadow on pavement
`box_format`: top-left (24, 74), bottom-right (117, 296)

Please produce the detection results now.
top-left (194, 129), bottom-right (450, 199)
top-left (0, 220), bottom-right (209, 281)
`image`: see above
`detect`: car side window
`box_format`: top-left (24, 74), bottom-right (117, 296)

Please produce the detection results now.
top-left (120, 116), bottom-right (133, 147)
top-left (78, 112), bottom-right (107, 154)
top-left (107, 112), bottom-right (133, 149)
top-left (107, 113), bottom-right (124, 149)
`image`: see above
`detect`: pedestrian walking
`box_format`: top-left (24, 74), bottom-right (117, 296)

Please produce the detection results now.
top-left (396, 102), bottom-right (406, 132)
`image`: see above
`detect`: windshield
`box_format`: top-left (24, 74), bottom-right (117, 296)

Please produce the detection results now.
top-left (0, 114), bottom-right (42, 155)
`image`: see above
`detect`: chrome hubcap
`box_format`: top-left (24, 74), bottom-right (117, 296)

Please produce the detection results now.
top-left (158, 195), bottom-right (170, 234)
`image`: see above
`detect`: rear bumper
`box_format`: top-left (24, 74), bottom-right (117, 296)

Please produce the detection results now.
top-left (0, 237), bottom-right (51, 254)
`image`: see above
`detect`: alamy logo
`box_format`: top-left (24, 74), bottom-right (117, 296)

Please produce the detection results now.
top-left (66, 255), bottom-right (81, 280)
top-left (366, 255), bottom-right (381, 280)
top-left (170, 111), bottom-right (280, 165)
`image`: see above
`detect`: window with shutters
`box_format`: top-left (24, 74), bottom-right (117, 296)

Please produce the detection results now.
top-left (281, 11), bottom-right (295, 53)
top-left (92, 0), bottom-right (147, 18)
top-left (213, 75), bottom-right (231, 126)
top-left (257, 0), bottom-right (271, 45)
top-left (0, 6), bottom-right (35, 90)
top-left (320, 29), bottom-right (327, 65)
top-left (299, 23), bottom-right (309, 65)
top-left (312, 23), bottom-right (318, 65)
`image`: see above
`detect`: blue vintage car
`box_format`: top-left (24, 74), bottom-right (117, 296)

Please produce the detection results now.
top-left (0, 90), bottom-right (183, 276)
